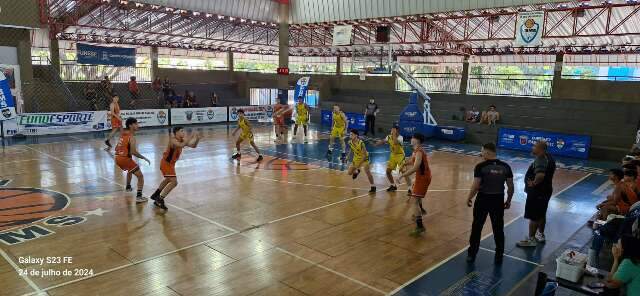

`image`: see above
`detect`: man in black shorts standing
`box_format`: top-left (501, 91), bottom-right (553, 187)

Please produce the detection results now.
top-left (466, 143), bottom-right (514, 264)
top-left (517, 141), bottom-right (556, 247)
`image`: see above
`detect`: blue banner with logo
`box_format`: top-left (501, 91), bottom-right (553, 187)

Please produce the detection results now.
top-left (77, 43), bottom-right (136, 67)
top-left (321, 110), bottom-right (365, 131)
top-left (498, 128), bottom-right (591, 159)
top-left (0, 71), bottom-right (16, 121)
top-left (293, 77), bottom-right (310, 102)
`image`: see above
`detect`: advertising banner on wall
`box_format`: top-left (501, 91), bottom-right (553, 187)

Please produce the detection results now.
top-left (1, 118), bottom-right (17, 137)
top-left (14, 111), bottom-right (109, 136)
top-left (514, 11), bottom-right (544, 47)
top-left (171, 107), bottom-right (227, 125)
top-left (77, 43), bottom-right (136, 67)
top-left (293, 77), bottom-right (310, 102)
top-left (229, 106), bottom-right (274, 122)
top-left (119, 109), bottom-right (169, 128)
top-left (498, 128), bottom-right (591, 159)
top-left (0, 70), bottom-right (16, 120)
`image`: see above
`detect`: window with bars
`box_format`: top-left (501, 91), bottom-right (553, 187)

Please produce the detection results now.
top-left (250, 88), bottom-right (320, 107)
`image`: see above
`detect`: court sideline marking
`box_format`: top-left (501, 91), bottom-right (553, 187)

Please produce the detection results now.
top-left (386, 172), bottom-right (593, 295)
top-left (21, 145), bottom-right (387, 295)
top-left (0, 247), bottom-right (42, 294)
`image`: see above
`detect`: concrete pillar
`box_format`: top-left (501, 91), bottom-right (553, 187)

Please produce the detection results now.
top-left (336, 56), bottom-right (342, 75)
top-left (459, 55), bottom-right (470, 94)
top-left (150, 46), bottom-right (158, 79)
top-left (551, 53), bottom-right (564, 99)
top-left (227, 50), bottom-right (234, 72)
top-left (16, 29), bottom-right (33, 83)
top-left (277, 1), bottom-right (289, 90)
top-left (49, 38), bottom-right (61, 73)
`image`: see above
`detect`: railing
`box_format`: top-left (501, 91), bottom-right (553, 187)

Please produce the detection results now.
top-left (468, 74), bottom-right (553, 98)
top-left (158, 64), bottom-right (228, 71)
top-left (395, 73), bottom-right (462, 93)
top-left (561, 74), bottom-right (640, 81)
top-left (59, 64), bottom-right (152, 82)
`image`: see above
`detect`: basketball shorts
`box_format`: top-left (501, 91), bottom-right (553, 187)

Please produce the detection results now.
top-left (411, 176), bottom-right (432, 198)
top-left (524, 192), bottom-right (552, 220)
top-left (387, 155), bottom-right (405, 171)
top-left (295, 116), bottom-right (308, 125)
top-left (331, 128), bottom-right (345, 138)
top-left (352, 158), bottom-right (369, 169)
top-left (240, 132), bottom-right (254, 141)
top-left (116, 156), bottom-right (139, 172)
top-left (112, 118), bottom-right (122, 129)
top-left (160, 161), bottom-right (176, 177)
top-left (275, 117), bottom-right (285, 126)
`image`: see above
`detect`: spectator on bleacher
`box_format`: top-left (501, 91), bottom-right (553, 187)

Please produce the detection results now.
top-left (152, 77), bottom-right (162, 106)
top-left (480, 105), bottom-right (500, 125)
top-left (598, 168), bottom-right (638, 220)
top-left (162, 77), bottom-right (173, 107)
top-left (364, 98), bottom-right (379, 137)
top-left (101, 76), bottom-right (113, 101)
top-left (607, 235), bottom-right (640, 295)
top-left (83, 84), bottom-right (99, 111)
top-left (183, 91), bottom-right (197, 108)
top-left (465, 106), bottom-right (480, 123)
top-left (211, 92), bottom-right (219, 107)
top-left (128, 76), bottom-right (139, 109)
top-left (587, 200), bottom-right (640, 271)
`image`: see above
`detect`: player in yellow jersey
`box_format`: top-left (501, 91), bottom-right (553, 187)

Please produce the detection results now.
top-left (327, 104), bottom-right (348, 162)
top-left (231, 109), bottom-right (263, 162)
top-left (293, 96), bottom-right (310, 143)
top-left (375, 125), bottom-right (412, 192)
top-left (346, 129), bottom-right (376, 193)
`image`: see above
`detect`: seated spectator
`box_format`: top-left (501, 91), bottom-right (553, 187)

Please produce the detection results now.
top-left (607, 235), bottom-right (640, 295)
top-left (480, 105), bottom-right (500, 125)
top-left (183, 91), bottom-right (197, 108)
top-left (128, 76), bottom-right (139, 109)
top-left (211, 92), bottom-right (219, 107)
top-left (598, 168), bottom-right (638, 220)
top-left (465, 106), bottom-right (480, 123)
top-left (152, 77), bottom-right (162, 105)
top-left (588, 200), bottom-right (640, 271)
top-left (83, 84), bottom-right (99, 111)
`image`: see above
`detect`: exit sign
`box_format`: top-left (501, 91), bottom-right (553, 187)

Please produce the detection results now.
top-left (277, 67), bottom-right (289, 75)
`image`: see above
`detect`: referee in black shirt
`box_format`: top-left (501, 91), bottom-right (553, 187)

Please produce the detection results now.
top-left (466, 143), bottom-right (514, 264)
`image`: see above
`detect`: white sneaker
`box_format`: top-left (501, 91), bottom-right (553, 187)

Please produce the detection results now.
top-left (585, 265), bottom-right (599, 276)
top-left (516, 237), bottom-right (538, 247)
top-left (535, 232), bottom-right (546, 243)
top-left (135, 196), bottom-right (148, 203)
top-left (303, 137), bottom-right (308, 143)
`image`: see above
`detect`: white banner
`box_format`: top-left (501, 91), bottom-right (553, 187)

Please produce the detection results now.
top-left (332, 25), bottom-right (353, 46)
top-left (119, 109), bottom-right (168, 127)
top-left (14, 111), bottom-right (109, 136)
top-left (1, 118), bottom-right (17, 137)
top-left (515, 11), bottom-right (544, 47)
top-left (229, 105), bottom-right (274, 122)
top-left (171, 107), bottom-right (227, 125)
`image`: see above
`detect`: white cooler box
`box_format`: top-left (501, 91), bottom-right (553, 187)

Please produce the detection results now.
top-left (556, 249), bottom-right (587, 282)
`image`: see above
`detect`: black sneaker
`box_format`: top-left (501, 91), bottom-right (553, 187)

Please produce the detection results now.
top-left (150, 191), bottom-right (160, 201)
top-left (352, 169), bottom-right (360, 180)
top-left (466, 255), bottom-right (476, 263)
top-left (104, 140), bottom-right (111, 148)
top-left (340, 153), bottom-right (346, 162)
top-left (231, 153), bottom-right (241, 160)
top-left (369, 186), bottom-right (377, 193)
top-left (154, 199), bottom-right (168, 210)
top-left (125, 185), bottom-right (133, 192)
top-left (256, 155), bottom-right (264, 162)
top-left (327, 149), bottom-right (333, 155)
top-left (494, 254), bottom-right (503, 265)
top-left (407, 189), bottom-right (412, 196)
top-left (386, 185), bottom-right (397, 192)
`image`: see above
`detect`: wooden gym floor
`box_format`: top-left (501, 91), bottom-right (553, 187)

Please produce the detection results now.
top-left (0, 124), bottom-right (589, 296)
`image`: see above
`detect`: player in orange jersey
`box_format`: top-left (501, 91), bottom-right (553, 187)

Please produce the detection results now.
top-left (150, 126), bottom-right (201, 210)
top-left (105, 95), bottom-right (122, 150)
top-left (397, 133), bottom-right (432, 236)
top-left (273, 102), bottom-right (290, 143)
top-left (115, 117), bottom-right (150, 203)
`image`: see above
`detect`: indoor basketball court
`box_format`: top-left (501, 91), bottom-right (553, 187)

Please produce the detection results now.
top-left (2, 0), bottom-right (639, 295)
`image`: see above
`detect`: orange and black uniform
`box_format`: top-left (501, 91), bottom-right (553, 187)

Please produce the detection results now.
top-left (160, 142), bottom-right (183, 177)
top-left (274, 104), bottom-right (286, 126)
top-left (111, 102), bottom-right (121, 129)
top-left (115, 130), bottom-right (138, 172)
top-left (410, 147), bottom-right (432, 198)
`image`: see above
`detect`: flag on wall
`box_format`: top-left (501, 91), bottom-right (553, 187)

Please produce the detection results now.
top-left (514, 11), bottom-right (544, 47)
top-left (0, 71), bottom-right (16, 121)
top-left (332, 25), bottom-right (353, 46)
top-left (293, 77), bottom-right (310, 103)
